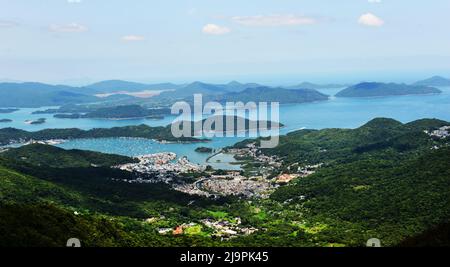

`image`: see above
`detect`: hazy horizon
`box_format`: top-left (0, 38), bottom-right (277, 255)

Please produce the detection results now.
top-left (1, 0), bottom-right (449, 85)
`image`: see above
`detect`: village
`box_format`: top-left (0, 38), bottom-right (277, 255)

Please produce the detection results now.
top-left (427, 126), bottom-right (450, 139)
top-left (151, 215), bottom-right (259, 240)
top-left (116, 152), bottom-right (205, 174)
top-left (114, 142), bottom-right (323, 200)
top-left (174, 173), bottom-right (273, 199)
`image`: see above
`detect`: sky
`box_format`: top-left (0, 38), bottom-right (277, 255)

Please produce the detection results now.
top-left (0, 0), bottom-right (449, 85)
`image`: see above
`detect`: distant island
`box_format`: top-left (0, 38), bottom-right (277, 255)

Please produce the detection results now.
top-left (173, 115), bottom-right (284, 137)
top-left (0, 119), bottom-right (12, 123)
top-left (288, 82), bottom-right (348, 90)
top-left (204, 87), bottom-right (329, 104)
top-left (83, 105), bottom-right (171, 119)
top-left (413, 76), bottom-right (450, 87)
top-left (52, 105), bottom-right (171, 120)
top-left (54, 113), bottom-right (83, 119)
top-left (0, 82), bottom-right (98, 108)
top-left (84, 80), bottom-right (180, 93)
top-left (336, 82), bottom-right (442, 98)
top-left (0, 108), bottom-right (19, 114)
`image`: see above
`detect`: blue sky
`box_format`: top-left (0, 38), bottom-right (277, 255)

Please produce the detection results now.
top-left (0, 0), bottom-right (449, 85)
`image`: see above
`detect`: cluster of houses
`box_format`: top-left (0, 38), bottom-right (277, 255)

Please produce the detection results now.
top-left (227, 143), bottom-right (283, 177)
top-left (173, 182), bottom-right (213, 198)
top-left (173, 173), bottom-right (273, 199)
top-left (200, 175), bottom-right (272, 198)
top-left (156, 217), bottom-right (258, 240)
top-left (200, 218), bottom-right (258, 239)
top-left (427, 126), bottom-right (450, 139)
top-left (157, 222), bottom-right (198, 236)
top-left (116, 152), bottom-right (205, 174)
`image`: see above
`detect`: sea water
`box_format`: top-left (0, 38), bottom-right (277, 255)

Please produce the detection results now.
top-left (2, 86), bottom-right (450, 169)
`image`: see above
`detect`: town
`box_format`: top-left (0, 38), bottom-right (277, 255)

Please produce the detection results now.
top-left (116, 152), bottom-right (205, 174)
top-left (114, 142), bottom-right (323, 200)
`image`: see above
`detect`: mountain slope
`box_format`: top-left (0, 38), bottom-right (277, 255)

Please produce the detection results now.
top-left (0, 203), bottom-right (136, 247)
top-left (270, 146), bottom-right (450, 246)
top-left (254, 117), bottom-right (448, 165)
top-left (0, 82), bottom-right (98, 108)
top-left (288, 82), bottom-right (347, 90)
top-left (2, 144), bottom-right (136, 168)
top-left (413, 76), bottom-right (450, 87)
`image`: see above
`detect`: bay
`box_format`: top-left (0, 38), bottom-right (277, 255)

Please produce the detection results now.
top-left (2, 86), bottom-right (450, 169)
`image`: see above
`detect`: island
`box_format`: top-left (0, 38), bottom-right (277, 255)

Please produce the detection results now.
top-left (288, 82), bottom-right (348, 90)
top-left (82, 105), bottom-right (171, 120)
top-left (0, 119), bottom-right (13, 123)
top-left (336, 82), bottom-right (442, 98)
top-left (54, 113), bottom-right (83, 119)
top-left (413, 76), bottom-right (450, 87)
top-left (0, 82), bottom-right (98, 108)
top-left (195, 147), bottom-right (214, 153)
top-left (26, 118), bottom-right (46, 125)
top-left (0, 108), bottom-right (19, 114)
top-left (203, 87), bottom-right (329, 104)
top-left (145, 115), bottom-right (165, 120)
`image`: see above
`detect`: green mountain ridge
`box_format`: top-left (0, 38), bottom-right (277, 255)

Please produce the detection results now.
top-left (1, 117), bottom-right (449, 247)
top-left (2, 143), bottom-right (136, 168)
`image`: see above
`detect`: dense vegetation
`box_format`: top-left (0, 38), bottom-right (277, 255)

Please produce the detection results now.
top-left (2, 144), bottom-right (136, 168)
top-left (288, 82), bottom-right (347, 90)
top-left (84, 80), bottom-right (180, 93)
top-left (336, 82), bottom-right (442, 97)
top-left (0, 118), bottom-right (449, 247)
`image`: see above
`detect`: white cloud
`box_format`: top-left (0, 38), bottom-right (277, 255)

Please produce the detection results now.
top-left (49, 23), bottom-right (88, 32)
top-left (368, 0), bottom-right (382, 3)
top-left (122, 35), bottom-right (146, 42)
top-left (202, 24), bottom-right (231, 35)
top-left (0, 20), bottom-right (18, 28)
top-left (67, 0), bottom-right (82, 3)
top-left (232, 14), bottom-right (316, 27)
top-left (358, 13), bottom-right (384, 27)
